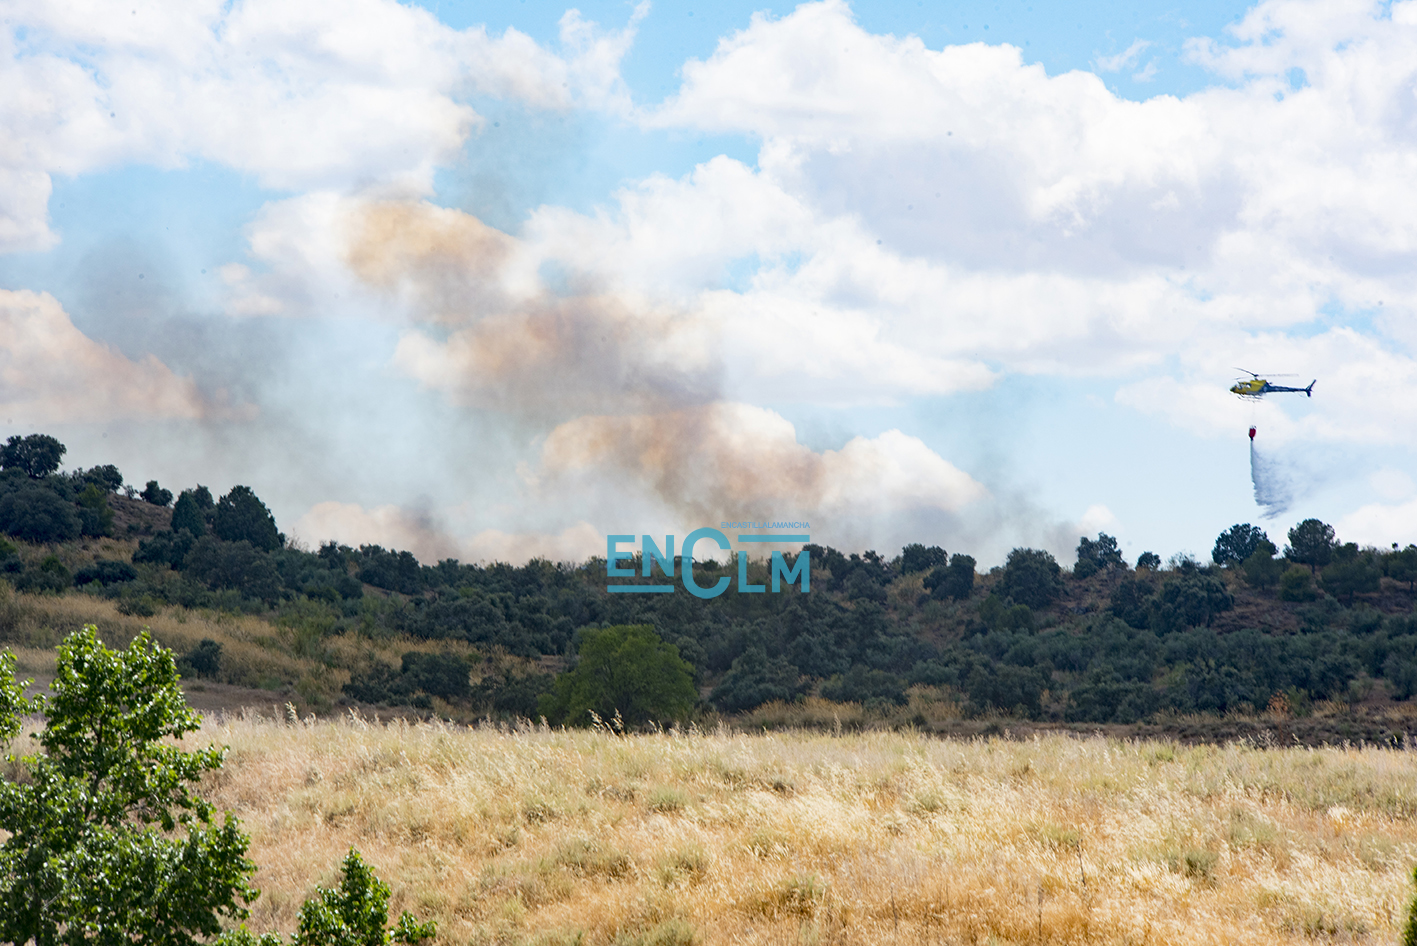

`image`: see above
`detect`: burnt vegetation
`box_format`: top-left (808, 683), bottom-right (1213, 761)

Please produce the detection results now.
top-left (4, 432), bottom-right (1417, 735)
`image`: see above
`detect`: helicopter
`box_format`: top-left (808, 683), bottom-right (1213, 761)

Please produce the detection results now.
top-left (1229, 369), bottom-right (1316, 399)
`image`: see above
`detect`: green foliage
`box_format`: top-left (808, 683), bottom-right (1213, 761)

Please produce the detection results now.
top-left (1135, 551), bottom-right (1161, 571)
top-left (1321, 544), bottom-right (1381, 604)
top-left (213, 486), bottom-right (281, 552)
top-left (710, 646), bottom-right (803, 712)
top-left (171, 490), bottom-right (208, 536)
top-left (924, 554), bottom-right (975, 600)
top-left (81, 464), bottom-right (125, 493)
top-left (142, 480), bottom-right (175, 507)
top-left (1389, 544), bottom-right (1417, 592)
top-left (0, 626), bottom-right (260, 945)
top-left (0, 433), bottom-right (66, 478)
top-left (1402, 863), bottom-right (1417, 946)
top-left (1286, 518), bottom-right (1337, 573)
top-left (1151, 572), bottom-right (1233, 632)
top-left (1241, 541), bottom-right (1283, 590)
top-left (1213, 523), bottom-right (1269, 567)
top-left (184, 639), bottom-right (223, 678)
top-left (1073, 533), bottom-right (1125, 579)
top-left (292, 849), bottom-right (435, 946)
top-left (542, 625), bottom-right (697, 727)
top-left (78, 483), bottom-right (116, 537)
top-left (820, 665), bottom-right (906, 706)
top-left (997, 548), bottom-right (1063, 609)
top-left (1278, 565), bottom-right (1319, 602)
top-left (899, 543), bottom-right (946, 574)
top-left (218, 850), bottom-right (434, 946)
top-left (0, 484), bottom-right (81, 543)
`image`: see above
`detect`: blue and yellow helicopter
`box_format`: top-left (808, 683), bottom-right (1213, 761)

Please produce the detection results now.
top-left (1229, 369), bottom-right (1316, 399)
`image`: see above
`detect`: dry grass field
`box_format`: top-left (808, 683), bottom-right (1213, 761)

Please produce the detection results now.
top-left (189, 715), bottom-right (1417, 946)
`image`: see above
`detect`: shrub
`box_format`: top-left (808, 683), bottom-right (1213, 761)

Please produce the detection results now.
top-left (141, 479), bottom-right (174, 507)
top-left (1278, 565), bottom-right (1319, 602)
top-left (0, 485), bottom-right (80, 543)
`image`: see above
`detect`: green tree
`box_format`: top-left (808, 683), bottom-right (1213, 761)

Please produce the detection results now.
top-left (1285, 519), bottom-right (1336, 573)
top-left (142, 481), bottom-right (174, 507)
top-left (899, 543), bottom-right (946, 574)
top-left (213, 487), bottom-right (282, 552)
top-left (997, 548), bottom-right (1064, 609)
top-left (1073, 533), bottom-right (1125, 579)
top-left (1278, 565), bottom-right (1319, 602)
top-left (925, 554), bottom-right (975, 600)
top-left (1212, 523), bottom-right (1269, 567)
top-left (0, 485), bottom-right (81, 543)
top-left (541, 625), bottom-right (697, 727)
top-left (0, 626), bottom-right (260, 945)
top-left (1320, 543), bottom-right (1381, 604)
top-left (1387, 544), bottom-right (1417, 593)
top-left (1135, 551), bottom-right (1161, 571)
top-left (81, 465), bottom-right (124, 493)
top-left (1241, 541), bottom-right (1284, 590)
top-left (78, 483), bottom-right (115, 537)
top-left (171, 490), bottom-right (208, 536)
top-left (0, 434), bottom-right (66, 478)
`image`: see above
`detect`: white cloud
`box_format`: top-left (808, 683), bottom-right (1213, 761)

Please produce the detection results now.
top-left (0, 0), bottom-right (643, 252)
top-left (0, 289), bottom-right (234, 423)
top-left (1095, 39), bottom-right (1152, 73)
top-left (1337, 499), bottom-right (1417, 550)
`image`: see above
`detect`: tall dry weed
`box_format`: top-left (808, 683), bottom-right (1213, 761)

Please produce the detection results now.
top-left (192, 718), bottom-right (1417, 945)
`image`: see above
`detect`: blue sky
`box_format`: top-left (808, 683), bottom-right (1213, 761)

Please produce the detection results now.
top-left (2, 0), bottom-right (1416, 566)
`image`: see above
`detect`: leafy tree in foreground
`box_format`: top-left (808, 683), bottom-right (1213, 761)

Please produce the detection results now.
top-left (0, 626), bottom-right (260, 945)
top-left (0, 433), bottom-right (66, 478)
top-left (542, 625), bottom-right (697, 727)
top-left (1212, 523), bottom-right (1269, 567)
top-left (1285, 518), bottom-right (1336, 573)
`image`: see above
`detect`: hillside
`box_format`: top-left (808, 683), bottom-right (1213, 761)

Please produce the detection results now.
top-left (2, 435), bottom-right (1417, 741)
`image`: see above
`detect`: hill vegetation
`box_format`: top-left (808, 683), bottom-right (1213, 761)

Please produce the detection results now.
top-left (2, 432), bottom-right (1417, 739)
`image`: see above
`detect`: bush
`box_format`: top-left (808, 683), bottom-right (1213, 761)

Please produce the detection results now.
top-left (1278, 565), bottom-right (1318, 602)
top-left (924, 554), bottom-right (975, 601)
top-left (899, 543), bottom-right (947, 574)
top-left (711, 646), bottom-right (803, 712)
top-left (75, 559), bottom-right (139, 586)
top-left (141, 479), bottom-right (174, 507)
top-left (820, 665), bottom-right (906, 707)
top-left (78, 483), bottom-right (115, 536)
top-left (0, 485), bottom-right (80, 543)
top-left (1241, 542), bottom-right (1283, 590)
